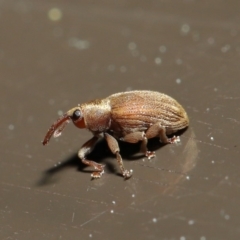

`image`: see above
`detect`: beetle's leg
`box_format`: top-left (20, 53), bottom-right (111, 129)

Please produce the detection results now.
top-left (104, 133), bottom-right (132, 179)
top-left (78, 136), bottom-right (105, 179)
top-left (120, 132), bottom-right (155, 159)
top-left (145, 123), bottom-right (180, 144)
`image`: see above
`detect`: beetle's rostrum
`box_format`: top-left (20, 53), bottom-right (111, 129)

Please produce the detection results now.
top-left (43, 90), bottom-right (189, 179)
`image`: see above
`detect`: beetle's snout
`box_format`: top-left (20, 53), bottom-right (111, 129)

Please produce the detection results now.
top-left (42, 113), bottom-right (71, 146)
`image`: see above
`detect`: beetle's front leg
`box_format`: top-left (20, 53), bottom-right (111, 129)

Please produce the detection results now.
top-left (104, 133), bottom-right (132, 179)
top-left (78, 135), bottom-right (105, 179)
top-left (120, 132), bottom-right (155, 159)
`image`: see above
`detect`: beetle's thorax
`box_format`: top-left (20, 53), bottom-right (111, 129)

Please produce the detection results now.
top-left (80, 99), bottom-right (111, 133)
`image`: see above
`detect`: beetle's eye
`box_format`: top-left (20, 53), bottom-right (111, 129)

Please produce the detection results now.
top-left (72, 109), bottom-right (81, 121)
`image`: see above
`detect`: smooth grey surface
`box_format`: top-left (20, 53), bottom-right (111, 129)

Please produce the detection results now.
top-left (1, 1), bottom-right (240, 239)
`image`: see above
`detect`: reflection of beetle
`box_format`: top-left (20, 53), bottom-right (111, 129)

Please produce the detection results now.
top-left (43, 90), bottom-right (189, 179)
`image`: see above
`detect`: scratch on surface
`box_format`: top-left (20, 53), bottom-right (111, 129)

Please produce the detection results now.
top-left (221, 96), bottom-right (240, 100)
top-left (0, 181), bottom-right (109, 206)
top-left (194, 139), bottom-right (229, 150)
top-left (227, 118), bottom-right (240, 124)
top-left (72, 212), bottom-right (75, 223)
top-left (197, 120), bottom-right (212, 126)
top-left (80, 211), bottom-right (106, 227)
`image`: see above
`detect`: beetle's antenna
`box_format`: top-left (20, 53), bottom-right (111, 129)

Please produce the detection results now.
top-left (42, 113), bottom-right (71, 146)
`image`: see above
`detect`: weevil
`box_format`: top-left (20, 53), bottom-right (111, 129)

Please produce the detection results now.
top-left (43, 90), bottom-right (189, 179)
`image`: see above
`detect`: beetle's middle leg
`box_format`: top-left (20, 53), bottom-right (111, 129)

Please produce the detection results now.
top-left (120, 132), bottom-right (155, 159)
top-left (104, 133), bottom-right (132, 179)
top-left (78, 135), bottom-right (105, 179)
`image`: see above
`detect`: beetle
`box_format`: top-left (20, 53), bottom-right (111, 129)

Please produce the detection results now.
top-left (43, 90), bottom-right (189, 179)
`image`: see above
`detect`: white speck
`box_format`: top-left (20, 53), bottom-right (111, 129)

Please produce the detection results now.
top-left (110, 209), bottom-right (114, 213)
top-left (8, 124), bottom-right (15, 130)
top-left (225, 176), bottom-right (229, 180)
top-left (108, 64), bottom-right (115, 72)
top-left (120, 66), bottom-right (127, 72)
top-left (27, 154), bottom-right (32, 159)
top-left (210, 137), bottom-right (214, 141)
top-left (48, 99), bottom-right (55, 105)
top-left (204, 177), bottom-right (209, 180)
top-left (221, 44), bottom-right (231, 53)
top-left (214, 88), bottom-right (218, 92)
top-left (200, 237), bottom-right (206, 240)
top-left (192, 32), bottom-right (200, 41)
top-left (188, 219), bottom-right (195, 225)
top-left (132, 194), bottom-right (135, 198)
top-left (206, 108), bottom-right (210, 112)
top-left (128, 42), bottom-right (137, 50)
top-left (176, 78), bottom-right (182, 84)
top-left (112, 201), bottom-right (116, 205)
top-left (176, 59), bottom-right (183, 65)
top-left (211, 160), bottom-right (215, 164)
top-left (155, 57), bottom-right (162, 65)
top-left (159, 45), bottom-right (167, 53)
top-left (186, 175), bottom-right (190, 180)
top-left (131, 50), bottom-right (139, 57)
top-left (220, 209), bottom-right (225, 215)
top-left (58, 110), bottom-right (63, 116)
top-left (152, 218), bottom-right (157, 223)
top-left (208, 37), bottom-right (215, 44)
top-left (181, 24), bottom-right (190, 34)
top-left (48, 8), bottom-right (62, 21)
top-left (140, 55), bottom-right (147, 62)
top-left (68, 38), bottom-right (90, 50)
top-left (224, 214), bottom-right (230, 220)
top-left (89, 234), bottom-right (93, 238)
top-left (27, 116), bottom-right (34, 122)
top-left (180, 236), bottom-right (186, 240)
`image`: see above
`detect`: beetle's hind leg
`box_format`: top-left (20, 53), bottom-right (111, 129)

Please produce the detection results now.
top-left (78, 136), bottom-right (105, 179)
top-left (119, 132), bottom-right (156, 159)
top-left (145, 123), bottom-right (180, 144)
top-left (104, 133), bottom-right (132, 179)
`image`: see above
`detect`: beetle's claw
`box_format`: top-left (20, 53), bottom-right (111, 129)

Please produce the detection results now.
top-left (145, 151), bottom-right (156, 159)
top-left (168, 135), bottom-right (181, 144)
top-left (123, 169), bottom-right (133, 179)
top-left (91, 169), bottom-right (105, 179)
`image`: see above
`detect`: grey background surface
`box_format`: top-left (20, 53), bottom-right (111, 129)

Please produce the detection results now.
top-left (1, 1), bottom-right (240, 239)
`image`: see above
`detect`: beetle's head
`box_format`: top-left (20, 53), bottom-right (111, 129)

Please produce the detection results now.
top-left (42, 106), bottom-right (86, 146)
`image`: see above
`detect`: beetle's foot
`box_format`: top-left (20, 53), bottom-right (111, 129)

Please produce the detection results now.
top-left (122, 169), bottom-right (133, 179)
top-left (168, 135), bottom-right (180, 144)
top-left (91, 169), bottom-right (105, 179)
top-left (145, 151), bottom-right (156, 159)
top-left (91, 163), bottom-right (105, 179)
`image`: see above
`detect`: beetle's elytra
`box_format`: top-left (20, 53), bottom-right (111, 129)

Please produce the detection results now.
top-left (43, 90), bottom-right (189, 179)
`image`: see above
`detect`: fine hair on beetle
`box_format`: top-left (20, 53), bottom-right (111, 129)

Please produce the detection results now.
top-left (43, 90), bottom-right (189, 179)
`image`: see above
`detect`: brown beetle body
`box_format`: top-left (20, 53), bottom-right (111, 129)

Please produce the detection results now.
top-left (43, 90), bottom-right (189, 179)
